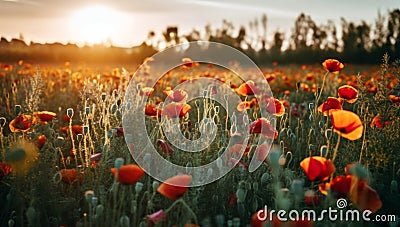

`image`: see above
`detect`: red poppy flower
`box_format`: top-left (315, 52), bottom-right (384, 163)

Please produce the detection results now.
top-left (350, 181), bottom-right (382, 213)
top-left (249, 118), bottom-right (278, 139)
top-left (236, 80), bottom-right (259, 96)
top-left (61, 125), bottom-right (83, 135)
top-left (140, 87), bottom-right (154, 96)
top-left (300, 156), bottom-right (336, 182)
top-left (158, 139), bottom-right (173, 155)
top-left (0, 162), bottom-right (12, 181)
top-left (265, 98), bottom-right (285, 117)
top-left (111, 164), bottom-right (145, 185)
top-left (304, 190), bottom-right (323, 206)
top-left (9, 114), bottom-right (35, 133)
top-left (37, 135), bottom-right (46, 149)
top-left (389, 95), bottom-right (400, 104)
top-left (147, 209), bottom-right (167, 227)
top-left (322, 59), bottom-right (344, 74)
top-left (164, 89), bottom-right (188, 103)
top-left (145, 103), bottom-right (162, 117)
top-left (255, 143), bottom-right (270, 162)
top-left (317, 97), bottom-right (342, 115)
top-left (34, 111), bottom-right (57, 122)
top-left (162, 102), bottom-right (191, 118)
top-left (338, 85), bottom-right (358, 103)
top-left (227, 192), bottom-right (237, 208)
top-left (370, 114), bottom-right (390, 129)
top-left (115, 127), bottom-right (124, 137)
top-left (330, 110), bottom-right (363, 140)
top-left (157, 174), bottom-right (191, 200)
top-left (60, 169), bottom-right (79, 184)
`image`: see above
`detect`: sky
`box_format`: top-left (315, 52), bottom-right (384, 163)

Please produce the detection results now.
top-left (0, 0), bottom-right (398, 47)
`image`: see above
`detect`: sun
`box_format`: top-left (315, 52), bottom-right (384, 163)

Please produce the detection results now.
top-left (68, 5), bottom-right (121, 45)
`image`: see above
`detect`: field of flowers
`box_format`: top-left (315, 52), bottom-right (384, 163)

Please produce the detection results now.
top-left (0, 55), bottom-right (399, 227)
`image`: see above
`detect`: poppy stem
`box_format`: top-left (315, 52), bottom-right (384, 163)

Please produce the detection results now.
top-left (315, 72), bottom-right (329, 106)
top-left (332, 135), bottom-right (341, 163)
top-left (165, 198), bottom-right (198, 225)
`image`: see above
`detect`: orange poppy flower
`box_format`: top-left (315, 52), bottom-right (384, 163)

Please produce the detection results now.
top-left (300, 156), bottom-right (336, 182)
top-left (9, 114), bottom-right (35, 133)
top-left (181, 57), bottom-right (199, 69)
top-left (157, 174), bottom-right (191, 200)
top-left (338, 85), bottom-right (358, 103)
top-left (237, 98), bottom-right (257, 111)
top-left (350, 181), bottom-right (382, 213)
top-left (34, 111), bottom-right (57, 122)
top-left (140, 87), bottom-right (154, 96)
top-left (322, 59), bottom-right (344, 74)
top-left (389, 94), bottom-right (400, 104)
top-left (330, 110), bottom-right (363, 140)
top-left (0, 162), bottom-right (12, 181)
top-left (162, 102), bottom-right (191, 118)
top-left (236, 80), bottom-right (259, 96)
top-left (145, 103), bottom-right (162, 117)
top-left (61, 125), bottom-right (83, 135)
top-left (317, 97), bottom-right (342, 115)
top-left (164, 88), bottom-right (188, 103)
top-left (111, 164), bottom-right (145, 185)
top-left (265, 98), bottom-right (285, 117)
top-left (249, 118), bottom-right (278, 139)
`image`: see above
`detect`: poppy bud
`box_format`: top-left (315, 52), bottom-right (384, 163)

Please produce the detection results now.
top-left (268, 149), bottom-right (281, 169)
top-left (215, 214), bottom-right (225, 227)
top-left (391, 180), bottom-right (398, 193)
top-left (291, 179), bottom-right (304, 196)
top-left (119, 215), bottom-right (130, 227)
top-left (95, 204), bottom-right (104, 216)
top-left (236, 188), bottom-right (247, 203)
top-left (0, 117), bottom-right (6, 127)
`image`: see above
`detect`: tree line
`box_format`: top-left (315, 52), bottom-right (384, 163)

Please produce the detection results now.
top-left (0, 9), bottom-right (399, 65)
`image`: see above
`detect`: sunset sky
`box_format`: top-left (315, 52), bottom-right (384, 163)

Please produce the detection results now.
top-left (0, 0), bottom-right (398, 47)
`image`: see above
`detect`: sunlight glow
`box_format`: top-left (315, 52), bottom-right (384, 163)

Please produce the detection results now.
top-left (68, 5), bottom-right (122, 46)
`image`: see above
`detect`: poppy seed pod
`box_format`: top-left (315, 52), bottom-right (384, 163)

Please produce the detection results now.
top-left (260, 172), bottom-right (270, 184)
top-left (101, 93), bottom-right (107, 102)
top-left (235, 188), bottom-right (247, 203)
top-left (135, 182), bottom-right (144, 193)
top-left (66, 108), bottom-right (74, 119)
top-left (114, 158), bottom-right (124, 170)
top-left (152, 181), bottom-right (159, 193)
top-left (15, 105), bottom-right (21, 116)
top-left (85, 106), bottom-right (90, 115)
